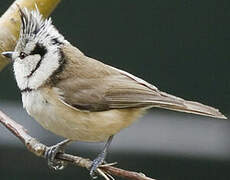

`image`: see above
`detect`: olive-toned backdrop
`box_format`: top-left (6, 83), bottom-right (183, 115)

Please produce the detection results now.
top-left (0, 0), bottom-right (229, 113)
top-left (0, 0), bottom-right (229, 180)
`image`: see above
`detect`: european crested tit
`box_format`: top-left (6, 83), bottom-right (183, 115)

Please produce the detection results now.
top-left (2, 7), bottom-right (226, 178)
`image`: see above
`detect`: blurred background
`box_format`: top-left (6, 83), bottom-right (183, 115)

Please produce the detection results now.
top-left (0, 0), bottom-right (230, 179)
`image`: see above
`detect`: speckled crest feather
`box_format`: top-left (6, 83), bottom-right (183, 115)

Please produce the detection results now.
top-left (17, 6), bottom-right (65, 49)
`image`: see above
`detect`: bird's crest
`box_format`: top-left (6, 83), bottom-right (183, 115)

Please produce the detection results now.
top-left (17, 5), bottom-right (65, 48)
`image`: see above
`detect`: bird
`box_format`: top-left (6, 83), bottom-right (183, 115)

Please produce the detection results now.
top-left (2, 6), bottom-right (226, 178)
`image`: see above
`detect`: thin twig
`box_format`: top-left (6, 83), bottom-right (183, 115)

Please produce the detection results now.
top-left (0, 110), bottom-right (156, 180)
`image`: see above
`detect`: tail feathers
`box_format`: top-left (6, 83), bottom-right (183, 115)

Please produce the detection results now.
top-left (156, 92), bottom-right (227, 119)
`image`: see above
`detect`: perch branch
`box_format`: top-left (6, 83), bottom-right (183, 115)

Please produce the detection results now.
top-left (0, 110), bottom-right (156, 180)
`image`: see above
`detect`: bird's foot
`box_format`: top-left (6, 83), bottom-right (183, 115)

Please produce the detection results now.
top-left (44, 139), bottom-right (71, 170)
top-left (90, 151), bottom-right (107, 179)
top-left (89, 135), bottom-right (114, 179)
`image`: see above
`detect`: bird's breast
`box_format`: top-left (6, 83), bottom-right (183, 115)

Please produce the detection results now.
top-left (22, 88), bottom-right (144, 142)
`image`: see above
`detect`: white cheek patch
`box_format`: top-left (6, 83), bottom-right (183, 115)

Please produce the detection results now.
top-left (14, 61), bottom-right (29, 90)
top-left (28, 49), bottom-right (61, 89)
top-left (25, 55), bottom-right (41, 75)
top-left (13, 54), bottom-right (41, 89)
top-left (13, 46), bottom-right (61, 91)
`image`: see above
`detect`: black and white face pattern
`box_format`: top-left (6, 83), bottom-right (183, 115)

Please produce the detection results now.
top-left (12, 8), bottom-right (67, 92)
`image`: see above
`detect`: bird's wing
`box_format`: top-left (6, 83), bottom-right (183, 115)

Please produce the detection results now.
top-left (56, 68), bottom-right (184, 112)
top-left (55, 44), bottom-right (226, 119)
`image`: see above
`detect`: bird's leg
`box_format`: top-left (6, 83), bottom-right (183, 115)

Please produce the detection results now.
top-left (44, 139), bottom-right (71, 170)
top-left (90, 135), bottom-right (114, 179)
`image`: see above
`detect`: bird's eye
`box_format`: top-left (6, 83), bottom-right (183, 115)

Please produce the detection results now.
top-left (19, 52), bottom-right (27, 59)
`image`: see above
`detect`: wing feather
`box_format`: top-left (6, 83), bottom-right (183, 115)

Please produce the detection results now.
top-left (54, 44), bottom-right (226, 119)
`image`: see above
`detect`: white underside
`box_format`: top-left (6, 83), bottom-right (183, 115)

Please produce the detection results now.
top-left (22, 88), bottom-right (144, 142)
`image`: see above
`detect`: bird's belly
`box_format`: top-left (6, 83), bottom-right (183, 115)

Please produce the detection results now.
top-left (22, 90), bottom-right (144, 142)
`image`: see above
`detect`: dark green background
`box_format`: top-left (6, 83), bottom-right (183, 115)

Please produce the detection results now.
top-left (0, 0), bottom-right (229, 180)
top-left (0, 0), bottom-right (229, 113)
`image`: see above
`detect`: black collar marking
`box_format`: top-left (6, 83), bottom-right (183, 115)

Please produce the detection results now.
top-left (49, 48), bottom-right (66, 85)
top-left (20, 87), bottom-right (34, 93)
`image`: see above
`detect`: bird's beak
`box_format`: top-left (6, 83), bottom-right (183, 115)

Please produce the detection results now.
top-left (2, 51), bottom-right (14, 59)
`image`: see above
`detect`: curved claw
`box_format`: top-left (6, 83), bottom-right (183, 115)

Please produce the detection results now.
top-left (45, 145), bottom-right (66, 170)
top-left (44, 139), bottom-right (71, 170)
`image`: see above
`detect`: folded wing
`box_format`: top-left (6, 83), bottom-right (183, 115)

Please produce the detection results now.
top-left (56, 46), bottom-right (226, 119)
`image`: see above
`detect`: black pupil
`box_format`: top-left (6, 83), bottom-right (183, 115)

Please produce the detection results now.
top-left (20, 52), bottom-right (26, 59)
